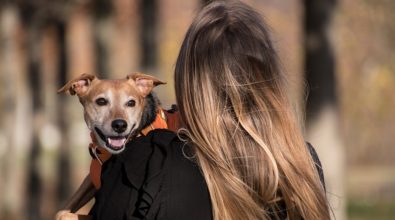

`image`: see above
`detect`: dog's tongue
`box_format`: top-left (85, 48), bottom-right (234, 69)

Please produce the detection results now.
top-left (108, 137), bottom-right (126, 148)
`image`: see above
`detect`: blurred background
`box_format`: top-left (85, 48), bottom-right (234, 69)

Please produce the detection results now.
top-left (0, 0), bottom-right (394, 219)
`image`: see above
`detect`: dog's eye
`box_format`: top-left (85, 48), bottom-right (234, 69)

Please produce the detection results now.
top-left (126, 100), bottom-right (136, 107)
top-left (95, 98), bottom-right (108, 106)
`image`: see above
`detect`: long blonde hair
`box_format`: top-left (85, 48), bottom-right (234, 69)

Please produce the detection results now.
top-left (174, 1), bottom-right (330, 219)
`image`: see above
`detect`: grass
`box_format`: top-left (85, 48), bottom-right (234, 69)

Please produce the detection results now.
top-left (348, 200), bottom-right (395, 220)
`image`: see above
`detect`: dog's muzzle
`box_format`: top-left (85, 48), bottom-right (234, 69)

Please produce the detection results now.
top-left (94, 124), bottom-right (136, 152)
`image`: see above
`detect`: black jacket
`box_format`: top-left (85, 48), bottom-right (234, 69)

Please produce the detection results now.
top-left (90, 129), bottom-right (324, 220)
top-left (91, 129), bottom-right (212, 220)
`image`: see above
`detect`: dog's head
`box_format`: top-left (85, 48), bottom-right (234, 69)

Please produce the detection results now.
top-left (58, 72), bottom-right (165, 154)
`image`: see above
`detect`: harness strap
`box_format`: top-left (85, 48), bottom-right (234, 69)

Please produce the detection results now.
top-left (140, 108), bottom-right (168, 136)
top-left (88, 132), bottom-right (112, 189)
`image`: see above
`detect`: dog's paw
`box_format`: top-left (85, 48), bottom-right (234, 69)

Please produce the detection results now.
top-left (55, 210), bottom-right (78, 220)
top-left (55, 210), bottom-right (92, 220)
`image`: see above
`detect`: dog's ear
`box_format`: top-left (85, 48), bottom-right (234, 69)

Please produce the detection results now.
top-left (127, 72), bottom-right (166, 97)
top-left (57, 73), bottom-right (96, 96)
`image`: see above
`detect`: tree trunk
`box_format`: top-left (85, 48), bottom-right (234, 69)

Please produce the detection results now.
top-left (56, 20), bottom-right (71, 208)
top-left (108, 0), bottom-right (139, 78)
top-left (140, 0), bottom-right (157, 72)
top-left (0, 5), bottom-right (31, 220)
top-left (25, 21), bottom-right (43, 220)
top-left (303, 0), bottom-right (346, 219)
top-left (40, 24), bottom-right (62, 219)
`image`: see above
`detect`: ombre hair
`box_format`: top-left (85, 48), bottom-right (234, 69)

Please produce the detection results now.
top-left (175, 1), bottom-right (330, 219)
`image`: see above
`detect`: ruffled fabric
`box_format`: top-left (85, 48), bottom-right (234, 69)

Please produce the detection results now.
top-left (120, 129), bottom-right (176, 219)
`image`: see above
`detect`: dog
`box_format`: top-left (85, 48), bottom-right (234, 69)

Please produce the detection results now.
top-left (55, 72), bottom-right (169, 220)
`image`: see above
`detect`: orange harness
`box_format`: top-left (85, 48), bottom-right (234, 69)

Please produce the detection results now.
top-left (89, 108), bottom-right (171, 189)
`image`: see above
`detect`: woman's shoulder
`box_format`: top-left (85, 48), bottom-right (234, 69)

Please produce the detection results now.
top-left (306, 142), bottom-right (326, 190)
top-left (121, 129), bottom-right (200, 180)
top-left (149, 129), bottom-right (201, 176)
top-left (95, 129), bottom-right (211, 220)
top-left (148, 129), bottom-right (213, 219)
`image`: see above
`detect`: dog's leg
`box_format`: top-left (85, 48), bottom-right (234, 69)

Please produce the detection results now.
top-left (64, 174), bottom-right (96, 213)
top-left (56, 174), bottom-right (96, 219)
top-left (56, 210), bottom-right (93, 220)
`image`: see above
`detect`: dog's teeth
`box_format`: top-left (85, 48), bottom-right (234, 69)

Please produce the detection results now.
top-left (108, 138), bottom-right (126, 148)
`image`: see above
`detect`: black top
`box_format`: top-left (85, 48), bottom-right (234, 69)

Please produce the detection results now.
top-left (90, 129), bottom-right (324, 220)
top-left (90, 129), bottom-right (212, 220)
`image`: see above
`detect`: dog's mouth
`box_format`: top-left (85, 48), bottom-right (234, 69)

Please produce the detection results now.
top-left (94, 126), bottom-right (134, 151)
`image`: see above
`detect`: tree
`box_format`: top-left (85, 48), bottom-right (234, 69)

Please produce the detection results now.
top-left (303, 0), bottom-right (345, 219)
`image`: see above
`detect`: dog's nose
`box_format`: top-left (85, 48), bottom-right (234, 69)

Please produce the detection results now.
top-left (112, 119), bottom-right (127, 133)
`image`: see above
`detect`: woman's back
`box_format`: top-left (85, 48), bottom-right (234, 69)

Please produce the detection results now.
top-left (91, 130), bottom-right (325, 220)
top-left (174, 1), bottom-right (330, 219)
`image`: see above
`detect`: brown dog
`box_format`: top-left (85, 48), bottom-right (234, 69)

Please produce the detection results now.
top-left (56, 72), bottom-right (166, 220)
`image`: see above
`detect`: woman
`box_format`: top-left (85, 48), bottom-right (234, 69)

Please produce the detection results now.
top-left (91, 1), bottom-right (330, 219)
